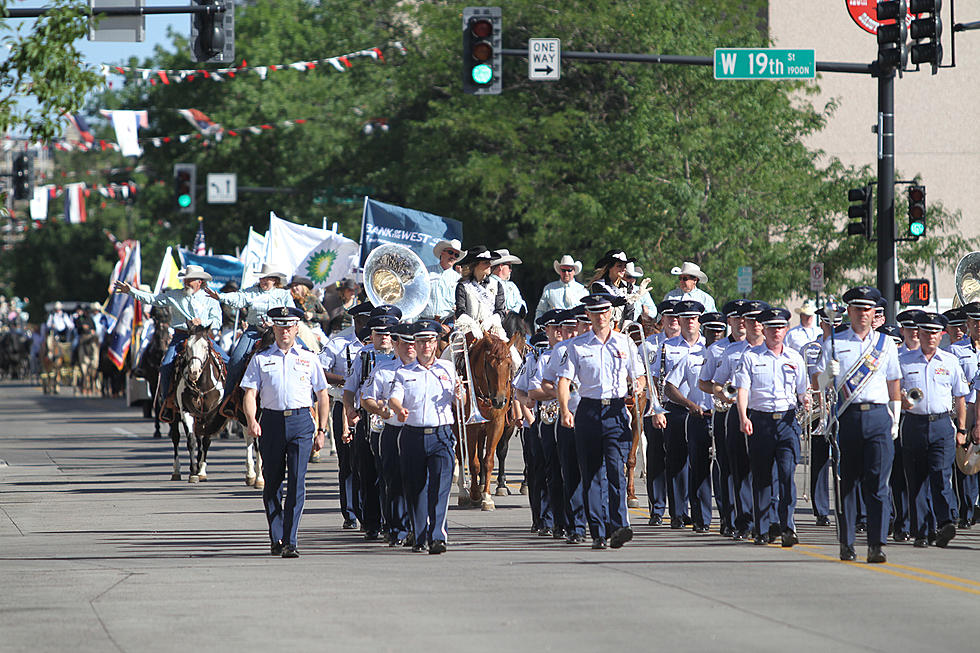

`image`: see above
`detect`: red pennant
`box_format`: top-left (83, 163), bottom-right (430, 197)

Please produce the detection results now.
top-left (158, 71), bottom-right (170, 85)
top-left (373, 47), bottom-right (385, 63)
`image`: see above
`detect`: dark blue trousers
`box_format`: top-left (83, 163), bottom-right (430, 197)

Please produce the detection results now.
top-left (712, 409), bottom-right (735, 530)
top-left (687, 412), bottom-right (713, 528)
top-left (330, 400), bottom-right (358, 523)
top-left (524, 420), bottom-right (552, 529)
top-left (838, 404), bottom-right (893, 548)
top-left (540, 422), bottom-right (567, 531)
top-left (574, 398), bottom-right (632, 540)
top-left (954, 467), bottom-right (979, 524)
top-left (353, 415), bottom-right (382, 532)
top-left (890, 431), bottom-right (910, 536)
top-left (810, 427), bottom-right (832, 518)
top-left (901, 413), bottom-right (956, 538)
top-left (643, 416), bottom-right (667, 517)
top-left (380, 424), bottom-right (409, 541)
top-left (664, 405), bottom-right (690, 520)
top-left (747, 410), bottom-right (800, 534)
top-left (726, 409), bottom-right (754, 532)
top-left (399, 425), bottom-right (454, 546)
top-left (556, 423), bottom-right (586, 536)
top-left (259, 410), bottom-right (315, 548)
top-left (224, 326), bottom-right (262, 401)
top-left (369, 427), bottom-right (386, 532)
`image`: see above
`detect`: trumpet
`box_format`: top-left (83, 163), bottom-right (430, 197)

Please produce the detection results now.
top-left (540, 400), bottom-right (560, 424)
top-left (907, 387), bottom-right (924, 406)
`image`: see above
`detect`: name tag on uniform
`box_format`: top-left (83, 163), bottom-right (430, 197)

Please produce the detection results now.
top-left (261, 360), bottom-right (277, 370)
top-left (296, 358), bottom-right (311, 368)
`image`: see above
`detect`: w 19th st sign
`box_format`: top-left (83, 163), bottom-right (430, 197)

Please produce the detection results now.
top-left (528, 38), bottom-right (560, 80)
top-left (714, 48), bottom-right (815, 80)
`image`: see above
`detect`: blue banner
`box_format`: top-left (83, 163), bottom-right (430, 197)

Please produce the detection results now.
top-left (178, 249), bottom-right (246, 286)
top-left (359, 198), bottom-right (464, 270)
top-left (105, 243), bottom-right (141, 370)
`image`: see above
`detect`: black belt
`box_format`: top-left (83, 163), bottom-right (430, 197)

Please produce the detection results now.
top-left (266, 407), bottom-right (311, 416)
top-left (905, 411), bottom-right (951, 422)
top-left (403, 425), bottom-right (450, 435)
top-left (845, 402), bottom-right (884, 412)
top-left (665, 402), bottom-right (688, 412)
top-left (748, 408), bottom-right (796, 420)
top-left (580, 397), bottom-right (625, 407)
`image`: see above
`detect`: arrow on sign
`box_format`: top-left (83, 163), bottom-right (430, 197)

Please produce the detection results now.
top-left (533, 65), bottom-right (554, 75)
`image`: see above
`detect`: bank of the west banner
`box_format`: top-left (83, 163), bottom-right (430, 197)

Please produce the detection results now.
top-left (359, 198), bottom-right (464, 270)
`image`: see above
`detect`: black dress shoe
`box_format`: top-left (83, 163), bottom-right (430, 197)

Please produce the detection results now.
top-left (609, 527), bottom-right (633, 549)
top-left (693, 525), bottom-right (709, 534)
top-left (364, 530), bottom-right (381, 541)
top-left (958, 519), bottom-right (971, 530)
top-left (538, 527), bottom-right (553, 537)
top-left (592, 537), bottom-right (607, 549)
top-left (913, 537), bottom-right (928, 548)
top-left (670, 517), bottom-right (683, 529)
top-left (681, 514), bottom-right (693, 526)
top-left (893, 531), bottom-right (910, 543)
top-left (768, 523), bottom-right (782, 540)
top-left (566, 532), bottom-right (585, 544)
top-left (388, 538), bottom-right (404, 548)
top-left (815, 515), bottom-right (832, 527)
top-left (856, 522), bottom-right (867, 534)
top-left (720, 525), bottom-right (733, 537)
top-left (404, 533), bottom-right (415, 547)
top-left (342, 519), bottom-right (358, 530)
top-left (553, 528), bottom-right (566, 540)
top-left (935, 522), bottom-right (956, 548)
top-left (270, 541), bottom-right (283, 555)
top-left (648, 514), bottom-right (663, 526)
top-left (839, 545), bottom-right (857, 561)
top-left (732, 529), bottom-right (748, 541)
top-left (754, 533), bottom-right (768, 545)
top-left (281, 545), bottom-right (299, 558)
top-left (927, 532), bottom-right (937, 546)
top-left (867, 545), bottom-right (887, 563)
top-left (411, 543), bottom-right (426, 553)
top-left (429, 540), bottom-right (447, 554)
top-left (781, 530), bottom-right (799, 548)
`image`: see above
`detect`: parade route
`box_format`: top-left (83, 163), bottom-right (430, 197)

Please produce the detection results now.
top-left (1, 380), bottom-right (976, 653)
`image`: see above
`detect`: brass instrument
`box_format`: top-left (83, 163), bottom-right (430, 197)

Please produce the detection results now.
top-left (627, 323), bottom-right (659, 418)
top-left (448, 331), bottom-right (488, 485)
top-left (953, 251), bottom-right (980, 308)
top-left (357, 350), bottom-right (384, 433)
top-left (540, 400), bottom-right (560, 424)
top-left (362, 243), bottom-right (432, 320)
top-left (906, 387), bottom-right (924, 406)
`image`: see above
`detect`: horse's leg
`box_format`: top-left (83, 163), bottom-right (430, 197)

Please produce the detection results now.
top-left (170, 421), bottom-right (182, 481)
top-left (185, 413), bottom-right (200, 483)
top-left (245, 432), bottom-right (257, 486)
top-left (626, 409), bottom-right (642, 509)
top-left (198, 431), bottom-right (210, 481)
top-left (469, 428), bottom-right (485, 506)
top-left (254, 436), bottom-right (264, 490)
top-left (481, 419), bottom-right (508, 511)
top-left (495, 426), bottom-right (513, 496)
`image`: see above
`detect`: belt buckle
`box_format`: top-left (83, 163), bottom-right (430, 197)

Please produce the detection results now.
top-left (283, 409), bottom-right (293, 416)
top-left (860, 403), bottom-right (871, 411)
top-left (772, 412), bottom-right (784, 420)
top-left (601, 399), bottom-right (611, 407)
top-left (423, 427), bottom-right (434, 435)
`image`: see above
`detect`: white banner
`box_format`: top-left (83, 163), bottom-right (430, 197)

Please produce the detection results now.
top-left (266, 212), bottom-right (359, 288)
top-left (29, 185), bottom-right (49, 220)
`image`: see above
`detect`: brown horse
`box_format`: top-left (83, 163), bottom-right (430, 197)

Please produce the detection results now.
top-left (171, 328), bottom-right (228, 483)
top-left (455, 331), bottom-right (520, 511)
top-left (39, 331), bottom-right (70, 394)
top-left (75, 330), bottom-right (101, 396)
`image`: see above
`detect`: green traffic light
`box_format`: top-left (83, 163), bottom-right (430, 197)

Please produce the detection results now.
top-left (178, 194), bottom-right (192, 208)
top-left (471, 63), bottom-right (493, 85)
top-left (909, 221), bottom-right (925, 237)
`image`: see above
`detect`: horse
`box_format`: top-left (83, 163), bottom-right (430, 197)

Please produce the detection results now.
top-left (0, 327), bottom-right (31, 380)
top-left (490, 310), bottom-right (532, 497)
top-left (75, 330), bottom-right (101, 396)
top-left (98, 338), bottom-right (127, 398)
top-left (170, 327), bottom-right (228, 483)
top-left (140, 322), bottom-right (172, 437)
top-left (39, 331), bottom-right (70, 394)
top-left (455, 331), bottom-right (520, 511)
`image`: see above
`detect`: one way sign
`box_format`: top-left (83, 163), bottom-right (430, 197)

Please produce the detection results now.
top-left (528, 38), bottom-right (560, 81)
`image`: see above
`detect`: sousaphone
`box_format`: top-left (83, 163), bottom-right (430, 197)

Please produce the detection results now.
top-left (362, 243), bottom-right (431, 320)
top-left (956, 441), bottom-right (980, 476)
top-left (952, 251), bottom-right (980, 308)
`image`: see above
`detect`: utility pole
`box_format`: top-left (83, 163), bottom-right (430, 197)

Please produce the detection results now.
top-left (876, 67), bottom-right (897, 322)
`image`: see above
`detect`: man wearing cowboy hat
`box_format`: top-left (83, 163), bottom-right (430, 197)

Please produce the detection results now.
top-left (664, 261), bottom-right (717, 313)
top-left (535, 254), bottom-right (589, 322)
top-left (490, 249), bottom-right (527, 315)
top-left (785, 299), bottom-right (820, 353)
top-left (43, 300), bottom-right (75, 343)
top-left (116, 264), bottom-right (224, 419)
top-left (423, 238), bottom-right (464, 320)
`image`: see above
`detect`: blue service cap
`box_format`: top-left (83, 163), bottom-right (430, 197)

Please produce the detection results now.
top-left (757, 307), bottom-right (791, 327)
top-left (875, 297), bottom-right (887, 312)
top-left (558, 308), bottom-right (579, 325)
top-left (367, 315), bottom-right (398, 332)
top-left (268, 306), bottom-right (303, 325)
top-left (391, 322), bottom-right (415, 340)
top-left (700, 311), bottom-right (726, 329)
top-left (582, 293), bottom-right (626, 312)
top-left (915, 312), bottom-right (948, 332)
top-left (721, 299), bottom-right (749, 317)
top-left (673, 300), bottom-right (704, 318)
top-left (896, 309), bottom-right (927, 328)
top-left (962, 302), bottom-right (980, 320)
top-left (371, 304), bottom-right (402, 320)
top-left (842, 285), bottom-right (882, 307)
top-left (656, 299), bottom-right (679, 316)
top-left (742, 300), bottom-right (771, 319)
top-left (348, 301), bottom-right (374, 317)
top-left (943, 307), bottom-right (968, 325)
top-left (536, 309), bottom-right (564, 327)
top-left (877, 324), bottom-right (903, 344)
top-left (530, 332), bottom-right (549, 348)
top-left (412, 318), bottom-right (443, 338)
top-left (572, 305), bottom-right (590, 322)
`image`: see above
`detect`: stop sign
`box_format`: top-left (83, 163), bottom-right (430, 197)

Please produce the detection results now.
top-left (845, 0), bottom-right (913, 35)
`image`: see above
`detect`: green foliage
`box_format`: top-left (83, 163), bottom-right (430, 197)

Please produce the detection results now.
top-left (0, 0), bottom-right (105, 141)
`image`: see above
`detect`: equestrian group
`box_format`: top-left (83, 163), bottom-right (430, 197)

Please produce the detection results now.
top-left (110, 241), bottom-right (980, 561)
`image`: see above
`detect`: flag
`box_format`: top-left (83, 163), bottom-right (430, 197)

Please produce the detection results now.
top-left (29, 185), bottom-right (49, 220)
top-left (154, 246), bottom-right (182, 293)
top-left (104, 242), bottom-right (141, 370)
top-left (64, 112), bottom-right (95, 145)
top-left (266, 212), bottom-right (359, 288)
top-left (178, 108), bottom-right (222, 136)
top-left (239, 227), bottom-right (267, 288)
top-left (99, 110), bottom-right (148, 157)
top-left (63, 183), bottom-right (87, 223)
top-left (193, 219), bottom-right (206, 255)
top-left (178, 249), bottom-right (245, 287)
top-left (359, 198), bottom-right (463, 270)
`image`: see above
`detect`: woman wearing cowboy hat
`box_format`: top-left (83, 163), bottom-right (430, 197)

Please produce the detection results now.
top-left (490, 249), bottom-right (527, 315)
top-left (663, 261), bottom-right (717, 313)
top-left (589, 249), bottom-right (640, 325)
top-left (535, 254), bottom-right (589, 322)
top-left (115, 264), bottom-right (225, 418)
top-left (454, 246), bottom-right (507, 337)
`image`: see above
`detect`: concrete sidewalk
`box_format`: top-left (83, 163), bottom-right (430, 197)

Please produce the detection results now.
top-left (1, 380), bottom-right (977, 653)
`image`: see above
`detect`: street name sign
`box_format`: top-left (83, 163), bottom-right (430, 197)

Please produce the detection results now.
top-left (714, 48), bottom-right (815, 80)
top-left (207, 173), bottom-right (237, 204)
top-left (737, 266), bottom-right (753, 295)
top-left (528, 38), bottom-right (560, 81)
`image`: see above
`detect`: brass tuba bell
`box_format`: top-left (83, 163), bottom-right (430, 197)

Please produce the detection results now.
top-left (953, 251), bottom-right (980, 308)
top-left (362, 243), bottom-right (431, 320)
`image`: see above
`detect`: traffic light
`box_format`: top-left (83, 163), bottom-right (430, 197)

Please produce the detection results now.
top-left (846, 184), bottom-right (874, 239)
top-left (876, 1), bottom-right (908, 70)
top-left (909, 0), bottom-right (942, 74)
top-left (898, 278), bottom-right (930, 306)
top-left (173, 163), bottom-right (196, 214)
top-left (462, 6), bottom-right (502, 95)
top-left (907, 184), bottom-right (926, 237)
top-left (12, 154), bottom-right (33, 201)
top-left (191, 0), bottom-right (234, 63)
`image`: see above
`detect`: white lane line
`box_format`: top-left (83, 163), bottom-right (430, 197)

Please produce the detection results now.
top-left (112, 427), bottom-right (141, 438)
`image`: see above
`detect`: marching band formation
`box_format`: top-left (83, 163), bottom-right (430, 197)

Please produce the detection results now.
top-left (101, 241), bottom-right (980, 561)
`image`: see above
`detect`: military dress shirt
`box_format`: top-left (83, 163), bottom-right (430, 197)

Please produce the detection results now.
top-left (733, 344), bottom-right (809, 412)
top-left (556, 329), bottom-right (642, 400)
top-left (240, 343), bottom-right (327, 411)
top-left (389, 359), bottom-right (458, 428)
top-left (814, 327), bottom-right (901, 405)
top-left (898, 348), bottom-right (969, 415)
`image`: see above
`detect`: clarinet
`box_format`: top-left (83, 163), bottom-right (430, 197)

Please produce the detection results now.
top-left (657, 339), bottom-right (668, 403)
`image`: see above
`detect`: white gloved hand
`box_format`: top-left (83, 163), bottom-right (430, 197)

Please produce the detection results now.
top-left (888, 400), bottom-right (902, 440)
top-left (816, 359), bottom-right (841, 392)
top-left (829, 359), bottom-right (841, 377)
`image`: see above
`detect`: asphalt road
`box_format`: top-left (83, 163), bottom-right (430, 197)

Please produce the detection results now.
top-left (1, 380), bottom-right (977, 653)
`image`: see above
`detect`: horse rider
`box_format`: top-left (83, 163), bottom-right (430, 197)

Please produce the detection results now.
top-left (360, 321), bottom-right (416, 547)
top-left (490, 249), bottom-right (527, 316)
top-left (624, 262), bottom-right (657, 319)
top-left (319, 301), bottom-right (374, 529)
top-left (114, 265), bottom-right (224, 421)
top-left (734, 307), bottom-right (809, 547)
top-left (321, 278), bottom-right (360, 335)
top-left (785, 299), bottom-right (820, 352)
top-left (664, 261), bottom-right (717, 314)
top-left (241, 306), bottom-right (329, 558)
top-left (813, 286), bottom-right (901, 563)
top-left (589, 250), bottom-right (641, 327)
top-left (216, 280), bottom-right (242, 352)
top-left (206, 263), bottom-right (295, 409)
top-left (43, 301), bottom-right (75, 343)
top-left (557, 293), bottom-right (646, 550)
top-left (288, 275), bottom-right (329, 330)
top-left (643, 299), bottom-right (679, 526)
top-left (899, 311), bottom-right (970, 549)
top-left (535, 254), bottom-right (588, 322)
top-left (424, 239), bottom-right (464, 320)
top-left (454, 245), bottom-right (506, 338)
top-left (950, 302), bottom-right (980, 528)
top-left (344, 307), bottom-right (399, 541)
top-left (388, 318), bottom-right (461, 554)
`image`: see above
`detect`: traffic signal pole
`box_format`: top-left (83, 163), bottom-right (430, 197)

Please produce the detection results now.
top-left (876, 67), bottom-right (898, 322)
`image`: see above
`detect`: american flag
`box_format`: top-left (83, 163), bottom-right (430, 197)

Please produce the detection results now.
top-left (193, 218), bottom-right (206, 256)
